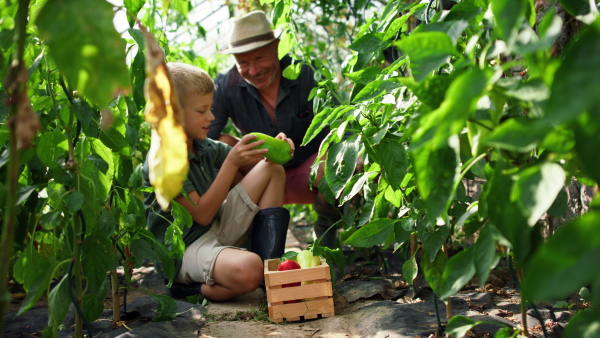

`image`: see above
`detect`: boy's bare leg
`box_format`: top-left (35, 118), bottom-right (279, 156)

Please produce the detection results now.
top-left (240, 160), bottom-right (285, 209)
top-left (201, 248), bottom-right (263, 301)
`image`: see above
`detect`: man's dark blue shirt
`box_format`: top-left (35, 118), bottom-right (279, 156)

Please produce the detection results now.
top-left (208, 55), bottom-right (329, 168)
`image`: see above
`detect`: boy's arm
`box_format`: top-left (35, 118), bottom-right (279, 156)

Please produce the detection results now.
top-left (175, 135), bottom-right (268, 225)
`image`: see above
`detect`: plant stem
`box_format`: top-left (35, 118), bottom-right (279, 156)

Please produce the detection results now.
top-left (0, 0), bottom-right (31, 333)
top-left (442, 241), bottom-right (452, 320)
top-left (111, 270), bottom-right (121, 324)
top-left (72, 215), bottom-right (84, 338)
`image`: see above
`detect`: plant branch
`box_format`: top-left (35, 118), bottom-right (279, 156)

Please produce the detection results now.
top-left (0, 0), bottom-right (31, 333)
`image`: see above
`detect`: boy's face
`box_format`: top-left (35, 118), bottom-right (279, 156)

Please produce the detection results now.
top-left (234, 41), bottom-right (280, 90)
top-left (182, 92), bottom-right (214, 141)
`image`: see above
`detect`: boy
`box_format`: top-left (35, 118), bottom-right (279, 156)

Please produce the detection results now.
top-left (142, 62), bottom-right (294, 301)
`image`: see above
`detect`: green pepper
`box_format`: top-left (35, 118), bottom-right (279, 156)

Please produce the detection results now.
top-left (247, 132), bottom-right (293, 165)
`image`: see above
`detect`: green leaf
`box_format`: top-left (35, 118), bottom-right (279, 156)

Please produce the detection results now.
top-left (302, 106), bottom-right (354, 146)
top-left (78, 138), bottom-right (115, 232)
top-left (282, 62), bottom-right (301, 80)
top-left (47, 275), bottom-right (71, 330)
top-left (410, 136), bottom-right (461, 221)
top-left (384, 185), bottom-right (402, 208)
top-left (395, 31), bottom-right (457, 82)
top-left (481, 158), bottom-right (533, 263)
top-left (474, 224), bottom-right (497, 286)
top-left (393, 218), bottom-right (412, 244)
top-left (557, 0), bottom-right (598, 19)
top-left (325, 140), bottom-right (359, 198)
top-left (419, 221), bottom-right (449, 262)
top-left (98, 209), bottom-right (117, 237)
top-left (40, 211), bottom-right (63, 230)
top-left (544, 20), bottom-right (600, 125)
top-left (18, 261), bottom-right (54, 315)
top-left (278, 32), bottom-right (294, 59)
top-left (352, 79), bottom-right (402, 103)
top-left (37, 0), bottom-right (130, 107)
top-left (171, 200), bottom-right (193, 229)
top-left (172, 0), bottom-right (190, 18)
top-left (82, 231), bottom-right (119, 292)
top-left (130, 238), bottom-right (160, 266)
top-left (83, 276), bottom-right (110, 323)
top-left (129, 164), bottom-right (144, 188)
top-left (564, 308), bottom-right (600, 338)
top-left (412, 67), bottom-right (489, 150)
top-left (445, 315), bottom-right (478, 338)
top-left (65, 191), bottom-right (84, 213)
top-left (438, 246), bottom-right (476, 300)
top-left (522, 211), bottom-right (600, 302)
top-left (147, 293), bottom-right (179, 322)
top-left (99, 127), bottom-right (132, 157)
top-left (36, 131), bottom-right (68, 169)
top-left (345, 218), bottom-right (396, 247)
top-left (375, 141), bottom-right (408, 190)
top-left (512, 162), bottom-right (566, 226)
top-left (165, 223), bottom-right (185, 260)
top-left (16, 185), bottom-right (39, 205)
top-left (574, 109), bottom-right (600, 184)
top-left (344, 66), bottom-right (382, 85)
top-left (482, 117), bottom-right (546, 152)
top-left (547, 187), bottom-right (568, 217)
top-left (445, 0), bottom-right (485, 24)
top-left (402, 251), bottom-right (418, 285)
top-left (491, 0), bottom-right (528, 50)
top-left (348, 32), bottom-right (387, 54)
top-left (414, 20), bottom-right (469, 45)
top-left (421, 250), bottom-right (447, 294)
top-left (124, 0), bottom-right (145, 27)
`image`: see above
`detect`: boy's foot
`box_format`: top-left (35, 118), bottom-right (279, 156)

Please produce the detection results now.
top-left (166, 282), bottom-right (203, 299)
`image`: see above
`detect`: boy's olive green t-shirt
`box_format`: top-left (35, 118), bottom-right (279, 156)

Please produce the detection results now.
top-left (143, 138), bottom-right (231, 253)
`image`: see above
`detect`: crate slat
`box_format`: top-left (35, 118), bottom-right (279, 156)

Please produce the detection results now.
top-left (266, 281), bottom-right (332, 303)
top-left (268, 298), bottom-right (335, 323)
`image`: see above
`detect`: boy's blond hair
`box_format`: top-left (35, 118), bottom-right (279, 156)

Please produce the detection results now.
top-left (167, 62), bottom-right (214, 106)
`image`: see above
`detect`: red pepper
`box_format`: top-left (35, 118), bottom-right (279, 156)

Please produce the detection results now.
top-left (277, 259), bottom-right (301, 303)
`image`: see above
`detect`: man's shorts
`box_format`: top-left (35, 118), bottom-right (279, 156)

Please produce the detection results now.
top-left (176, 184), bottom-right (260, 285)
top-left (284, 152), bottom-right (319, 205)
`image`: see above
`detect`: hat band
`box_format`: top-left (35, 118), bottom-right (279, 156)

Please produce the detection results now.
top-left (230, 32), bottom-right (275, 48)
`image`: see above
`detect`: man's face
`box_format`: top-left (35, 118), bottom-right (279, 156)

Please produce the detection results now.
top-left (234, 41), bottom-right (280, 90)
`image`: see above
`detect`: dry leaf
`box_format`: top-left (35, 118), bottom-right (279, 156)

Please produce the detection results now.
top-left (141, 25), bottom-right (188, 211)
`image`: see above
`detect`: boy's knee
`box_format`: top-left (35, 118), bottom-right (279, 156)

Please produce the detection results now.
top-left (237, 254), bottom-right (263, 290)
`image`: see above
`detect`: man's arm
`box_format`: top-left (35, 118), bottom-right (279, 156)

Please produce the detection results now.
top-left (207, 74), bottom-right (229, 140)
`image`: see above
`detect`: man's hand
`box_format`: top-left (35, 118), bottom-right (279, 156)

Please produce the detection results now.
top-left (275, 132), bottom-right (295, 159)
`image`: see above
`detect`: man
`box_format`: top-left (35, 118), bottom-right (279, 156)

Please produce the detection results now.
top-left (208, 10), bottom-right (341, 249)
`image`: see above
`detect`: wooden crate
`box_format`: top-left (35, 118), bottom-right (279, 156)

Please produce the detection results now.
top-left (264, 257), bottom-right (335, 323)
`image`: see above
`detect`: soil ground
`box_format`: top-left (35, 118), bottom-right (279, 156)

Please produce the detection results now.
top-left (3, 224), bottom-right (586, 338)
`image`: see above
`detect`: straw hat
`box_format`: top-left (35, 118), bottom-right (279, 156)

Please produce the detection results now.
top-left (221, 11), bottom-right (281, 54)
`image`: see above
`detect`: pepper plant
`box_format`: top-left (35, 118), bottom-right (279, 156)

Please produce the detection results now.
top-left (277, 0), bottom-right (600, 335)
top-left (2, 0), bottom-right (600, 337)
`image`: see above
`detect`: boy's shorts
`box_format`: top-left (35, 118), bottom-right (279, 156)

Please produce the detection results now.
top-left (176, 184), bottom-right (260, 285)
top-left (284, 152), bottom-right (319, 205)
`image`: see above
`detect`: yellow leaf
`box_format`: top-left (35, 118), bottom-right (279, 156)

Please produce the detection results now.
top-left (141, 25), bottom-right (188, 211)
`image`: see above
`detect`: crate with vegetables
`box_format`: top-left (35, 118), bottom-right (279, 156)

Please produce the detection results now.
top-left (263, 249), bottom-right (334, 322)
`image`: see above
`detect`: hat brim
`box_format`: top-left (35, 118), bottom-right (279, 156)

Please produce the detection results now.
top-left (219, 29), bottom-right (283, 55)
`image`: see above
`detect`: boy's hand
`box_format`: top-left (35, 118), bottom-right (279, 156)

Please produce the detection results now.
top-left (275, 132), bottom-right (295, 159)
top-left (228, 134), bottom-right (269, 167)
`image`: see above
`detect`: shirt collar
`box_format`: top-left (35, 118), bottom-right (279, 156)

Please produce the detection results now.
top-left (188, 138), bottom-right (211, 160)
